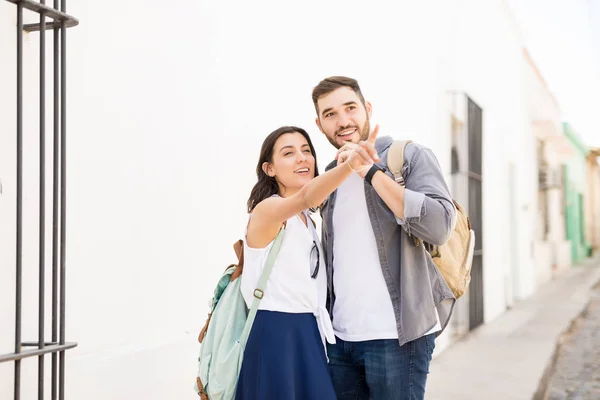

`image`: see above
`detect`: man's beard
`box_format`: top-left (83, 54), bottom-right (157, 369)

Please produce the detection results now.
top-left (326, 119), bottom-right (371, 149)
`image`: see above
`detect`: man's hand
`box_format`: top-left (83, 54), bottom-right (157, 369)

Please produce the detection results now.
top-left (335, 142), bottom-right (359, 164)
top-left (337, 125), bottom-right (381, 177)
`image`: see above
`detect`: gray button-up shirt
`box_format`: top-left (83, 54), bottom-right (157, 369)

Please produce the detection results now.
top-left (321, 136), bottom-right (457, 346)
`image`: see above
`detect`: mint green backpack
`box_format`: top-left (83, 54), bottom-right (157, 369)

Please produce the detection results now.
top-left (195, 228), bottom-right (285, 399)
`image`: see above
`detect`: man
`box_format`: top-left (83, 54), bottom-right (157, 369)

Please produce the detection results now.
top-left (312, 76), bottom-right (457, 400)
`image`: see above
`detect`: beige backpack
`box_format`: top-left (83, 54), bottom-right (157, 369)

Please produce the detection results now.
top-left (387, 141), bottom-right (475, 299)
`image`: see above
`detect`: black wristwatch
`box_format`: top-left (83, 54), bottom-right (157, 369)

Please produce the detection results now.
top-left (365, 164), bottom-right (384, 186)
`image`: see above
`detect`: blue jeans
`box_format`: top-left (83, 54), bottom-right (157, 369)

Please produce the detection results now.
top-left (327, 334), bottom-right (436, 400)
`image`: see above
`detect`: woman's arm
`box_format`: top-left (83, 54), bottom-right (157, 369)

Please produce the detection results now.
top-left (248, 127), bottom-right (379, 248)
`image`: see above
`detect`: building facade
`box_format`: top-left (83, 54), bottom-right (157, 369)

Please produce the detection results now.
top-left (562, 123), bottom-right (590, 263)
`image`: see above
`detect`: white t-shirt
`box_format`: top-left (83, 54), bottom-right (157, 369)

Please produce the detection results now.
top-left (332, 172), bottom-right (440, 341)
top-left (241, 211), bottom-right (335, 347)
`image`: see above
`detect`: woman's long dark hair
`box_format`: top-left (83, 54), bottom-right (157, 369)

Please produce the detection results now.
top-left (247, 126), bottom-right (319, 213)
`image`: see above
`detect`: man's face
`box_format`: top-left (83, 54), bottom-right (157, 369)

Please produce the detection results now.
top-left (315, 86), bottom-right (372, 149)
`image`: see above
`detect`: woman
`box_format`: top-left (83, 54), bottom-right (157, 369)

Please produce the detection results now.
top-left (236, 125), bottom-right (379, 399)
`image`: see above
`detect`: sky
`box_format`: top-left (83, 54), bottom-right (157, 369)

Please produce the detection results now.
top-left (508, 0), bottom-right (600, 148)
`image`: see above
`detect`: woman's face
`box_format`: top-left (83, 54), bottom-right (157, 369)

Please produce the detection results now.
top-left (263, 132), bottom-right (316, 196)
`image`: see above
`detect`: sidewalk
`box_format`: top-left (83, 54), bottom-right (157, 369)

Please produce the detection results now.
top-left (426, 256), bottom-right (600, 400)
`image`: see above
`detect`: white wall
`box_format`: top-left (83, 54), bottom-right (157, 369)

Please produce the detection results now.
top-left (1, 0), bottom-right (545, 396)
top-left (1, 0), bottom-right (460, 398)
top-left (1, 0), bottom-right (559, 397)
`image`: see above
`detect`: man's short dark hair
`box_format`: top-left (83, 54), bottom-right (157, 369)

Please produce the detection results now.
top-left (312, 76), bottom-right (366, 115)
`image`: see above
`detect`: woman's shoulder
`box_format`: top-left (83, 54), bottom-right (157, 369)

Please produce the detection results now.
top-left (243, 211), bottom-right (286, 252)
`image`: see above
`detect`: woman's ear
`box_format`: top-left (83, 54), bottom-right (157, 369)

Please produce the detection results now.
top-left (262, 162), bottom-right (274, 177)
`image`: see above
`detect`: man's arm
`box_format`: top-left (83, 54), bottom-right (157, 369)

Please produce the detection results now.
top-left (367, 169), bottom-right (405, 220)
top-left (366, 145), bottom-right (456, 246)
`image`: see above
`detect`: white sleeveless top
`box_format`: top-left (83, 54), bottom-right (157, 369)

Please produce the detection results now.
top-left (240, 210), bottom-right (335, 347)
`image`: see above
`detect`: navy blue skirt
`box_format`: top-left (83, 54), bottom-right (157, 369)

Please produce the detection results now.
top-left (235, 310), bottom-right (336, 400)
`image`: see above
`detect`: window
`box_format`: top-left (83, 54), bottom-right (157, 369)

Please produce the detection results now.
top-left (0, 2), bottom-right (79, 399)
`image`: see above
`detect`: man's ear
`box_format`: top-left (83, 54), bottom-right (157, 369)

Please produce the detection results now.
top-left (315, 117), bottom-right (325, 135)
top-left (262, 162), bottom-right (274, 177)
top-left (365, 101), bottom-right (373, 119)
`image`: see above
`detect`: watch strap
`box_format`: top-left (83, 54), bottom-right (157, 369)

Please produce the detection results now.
top-left (365, 164), bottom-right (383, 186)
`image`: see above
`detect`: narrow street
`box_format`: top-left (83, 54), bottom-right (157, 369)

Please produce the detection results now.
top-left (426, 262), bottom-right (600, 400)
top-left (545, 281), bottom-right (600, 399)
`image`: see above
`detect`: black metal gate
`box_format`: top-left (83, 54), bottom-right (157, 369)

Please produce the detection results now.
top-left (466, 97), bottom-right (484, 330)
top-left (0, 1), bottom-right (78, 399)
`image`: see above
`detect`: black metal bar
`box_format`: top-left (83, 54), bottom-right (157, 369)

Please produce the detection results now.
top-left (52, 0), bottom-right (60, 396)
top-left (5, 0), bottom-right (78, 29)
top-left (59, 3), bottom-right (67, 396)
top-left (15, 4), bottom-right (23, 400)
top-left (24, 19), bottom-right (77, 32)
top-left (23, 342), bottom-right (59, 347)
top-left (39, 3), bottom-right (47, 399)
top-left (0, 343), bottom-right (78, 363)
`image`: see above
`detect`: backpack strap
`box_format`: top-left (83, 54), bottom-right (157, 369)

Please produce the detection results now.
top-left (199, 257), bottom-right (240, 343)
top-left (197, 228), bottom-right (283, 344)
top-left (238, 226), bottom-right (286, 348)
top-left (386, 140), bottom-right (412, 185)
top-left (230, 240), bottom-right (245, 282)
top-left (197, 377), bottom-right (208, 400)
